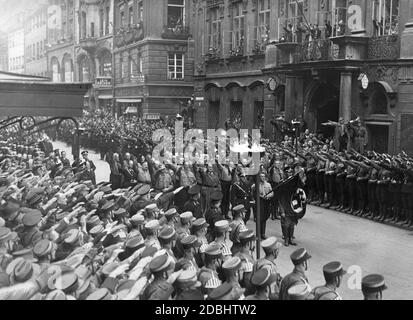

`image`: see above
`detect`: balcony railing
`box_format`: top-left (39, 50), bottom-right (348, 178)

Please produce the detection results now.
top-left (294, 39), bottom-right (339, 63)
top-left (161, 25), bottom-right (191, 40)
top-left (368, 35), bottom-right (400, 60)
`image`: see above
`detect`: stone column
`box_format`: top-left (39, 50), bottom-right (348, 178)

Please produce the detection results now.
top-left (294, 76), bottom-right (304, 119)
top-left (285, 74), bottom-right (295, 122)
top-left (219, 88), bottom-right (229, 128)
top-left (339, 71), bottom-right (353, 123)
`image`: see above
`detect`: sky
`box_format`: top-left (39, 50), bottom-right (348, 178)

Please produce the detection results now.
top-left (0, 0), bottom-right (47, 33)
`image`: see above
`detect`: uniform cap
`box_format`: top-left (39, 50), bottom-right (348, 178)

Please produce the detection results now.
top-left (130, 213), bottom-right (145, 225)
top-left (113, 208), bottom-right (127, 216)
top-left (149, 253), bottom-right (170, 273)
top-left (222, 256), bottom-right (242, 271)
top-left (232, 204), bottom-right (245, 213)
top-left (45, 290), bottom-right (66, 300)
top-left (214, 220), bottom-right (230, 232)
top-left (126, 236), bottom-right (144, 249)
top-left (181, 235), bottom-right (200, 249)
top-left (145, 204), bottom-right (158, 212)
top-left (22, 210), bottom-right (43, 227)
top-left (323, 261), bottom-right (346, 277)
top-left (53, 272), bottom-right (79, 294)
top-left (33, 239), bottom-right (54, 258)
top-left (0, 227), bottom-right (12, 241)
top-left (261, 237), bottom-right (282, 251)
top-left (288, 283), bottom-right (312, 300)
top-left (158, 226), bottom-right (176, 241)
top-left (180, 211), bottom-right (194, 224)
top-left (204, 243), bottom-right (222, 258)
top-left (191, 218), bottom-right (208, 232)
top-left (164, 208), bottom-right (177, 217)
top-left (64, 229), bottom-right (81, 244)
top-left (86, 288), bottom-right (113, 300)
top-left (251, 268), bottom-right (278, 287)
top-left (101, 262), bottom-right (120, 276)
top-left (144, 219), bottom-right (160, 232)
top-left (176, 269), bottom-right (201, 287)
top-left (361, 274), bottom-right (388, 293)
top-left (290, 248), bottom-right (311, 265)
top-left (208, 282), bottom-right (233, 300)
top-left (239, 230), bottom-right (255, 243)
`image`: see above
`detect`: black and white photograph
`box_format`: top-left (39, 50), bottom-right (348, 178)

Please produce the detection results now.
top-left (0, 0), bottom-right (411, 304)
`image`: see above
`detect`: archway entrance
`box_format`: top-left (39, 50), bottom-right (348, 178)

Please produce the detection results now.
top-left (308, 83), bottom-right (340, 138)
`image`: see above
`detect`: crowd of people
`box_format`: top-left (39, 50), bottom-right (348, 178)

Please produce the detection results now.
top-left (0, 116), bottom-right (392, 300)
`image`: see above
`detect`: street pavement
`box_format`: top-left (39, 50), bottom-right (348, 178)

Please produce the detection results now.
top-left (54, 140), bottom-right (413, 300)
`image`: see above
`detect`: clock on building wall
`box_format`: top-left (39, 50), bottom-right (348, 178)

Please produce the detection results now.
top-left (267, 77), bottom-right (277, 91)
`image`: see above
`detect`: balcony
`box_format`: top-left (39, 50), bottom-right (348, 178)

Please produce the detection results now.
top-left (79, 37), bottom-right (98, 52)
top-left (294, 39), bottom-right (339, 63)
top-left (368, 35), bottom-right (400, 60)
top-left (161, 25), bottom-right (191, 40)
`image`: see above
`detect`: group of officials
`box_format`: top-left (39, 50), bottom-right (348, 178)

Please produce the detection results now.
top-left (0, 131), bottom-right (389, 300)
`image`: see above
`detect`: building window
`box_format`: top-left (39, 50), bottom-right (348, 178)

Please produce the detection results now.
top-left (99, 9), bottom-right (105, 36)
top-left (99, 51), bottom-right (112, 77)
top-left (168, 53), bottom-right (184, 80)
top-left (51, 59), bottom-right (60, 82)
top-left (129, 5), bottom-right (134, 26)
top-left (120, 6), bottom-right (126, 27)
top-left (105, 6), bottom-right (110, 34)
top-left (232, 1), bottom-right (244, 54)
top-left (167, 0), bottom-right (185, 28)
top-left (137, 1), bottom-right (143, 23)
top-left (372, 0), bottom-right (399, 36)
top-left (91, 22), bottom-right (95, 37)
top-left (79, 55), bottom-right (90, 82)
top-left (208, 7), bottom-right (222, 54)
top-left (258, 0), bottom-right (270, 40)
top-left (63, 58), bottom-right (73, 83)
top-left (81, 11), bottom-right (87, 39)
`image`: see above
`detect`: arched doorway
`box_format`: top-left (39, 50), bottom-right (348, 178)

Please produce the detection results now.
top-left (62, 54), bottom-right (74, 83)
top-left (308, 83), bottom-right (340, 138)
top-left (50, 57), bottom-right (60, 83)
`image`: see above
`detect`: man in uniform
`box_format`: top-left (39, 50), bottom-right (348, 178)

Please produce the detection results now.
top-left (216, 160), bottom-right (233, 219)
top-left (130, 185), bottom-right (153, 215)
top-left (222, 256), bottom-right (245, 300)
top-left (231, 171), bottom-right (253, 223)
top-left (361, 274), bottom-right (387, 300)
top-left (245, 267), bottom-right (278, 300)
top-left (183, 185), bottom-right (202, 219)
top-left (205, 191), bottom-right (224, 237)
top-left (176, 235), bottom-right (200, 273)
top-left (234, 230), bottom-right (255, 296)
top-left (252, 172), bottom-right (273, 240)
top-left (141, 253), bottom-right (175, 300)
top-left (143, 220), bottom-right (161, 250)
top-left (80, 151), bottom-right (97, 185)
top-left (312, 261), bottom-right (346, 300)
top-left (229, 205), bottom-right (248, 255)
top-left (198, 243), bottom-right (223, 296)
top-left (191, 218), bottom-right (209, 268)
top-left (279, 248), bottom-right (312, 300)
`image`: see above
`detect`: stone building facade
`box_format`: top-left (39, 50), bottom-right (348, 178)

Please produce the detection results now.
top-left (113, 0), bottom-right (194, 118)
top-left (193, 0), bottom-right (413, 155)
top-left (24, 4), bottom-right (48, 77)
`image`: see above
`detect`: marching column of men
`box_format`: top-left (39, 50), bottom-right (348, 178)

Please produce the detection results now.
top-left (0, 137), bottom-right (390, 300)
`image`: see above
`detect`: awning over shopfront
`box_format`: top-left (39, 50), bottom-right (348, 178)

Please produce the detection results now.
top-left (0, 71), bottom-right (91, 117)
top-left (98, 95), bottom-right (113, 100)
top-left (117, 98), bottom-right (142, 103)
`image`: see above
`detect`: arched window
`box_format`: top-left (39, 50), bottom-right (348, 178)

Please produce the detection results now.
top-left (62, 55), bottom-right (73, 82)
top-left (78, 55), bottom-right (90, 82)
top-left (51, 57), bottom-right (60, 82)
top-left (99, 51), bottom-right (112, 77)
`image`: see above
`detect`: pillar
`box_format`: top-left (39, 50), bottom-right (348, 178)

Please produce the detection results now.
top-left (242, 87), bottom-right (253, 131)
top-left (339, 71), bottom-right (353, 123)
top-left (285, 75), bottom-right (295, 122)
top-left (294, 76), bottom-right (304, 119)
top-left (219, 88), bottom-right (229, 128)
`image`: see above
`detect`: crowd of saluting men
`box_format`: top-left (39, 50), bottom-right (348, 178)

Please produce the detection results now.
top-left (0, 120), bottom-right (394, 300)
